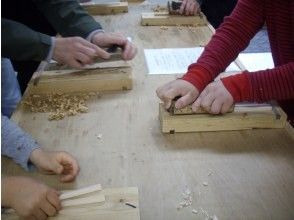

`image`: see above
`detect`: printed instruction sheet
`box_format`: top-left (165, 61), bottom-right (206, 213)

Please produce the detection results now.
top-left (144, 47), bottom-right (240, 75)
top-left (238, 52), bottom-right (274, 72)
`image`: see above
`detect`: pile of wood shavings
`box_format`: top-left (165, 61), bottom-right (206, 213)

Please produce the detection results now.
top-left (177, 188), bottom-right (193, 210)
top-left (23, 92), bottom-right (98, 121)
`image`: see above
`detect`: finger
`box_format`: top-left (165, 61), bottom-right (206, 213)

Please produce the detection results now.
top-left (33, 209), bottom-right (47, 220)
top-left (126, 42), bottom-right (137, 60)
top-left (75, 52), bottom-right (93, 65)
top-left (121, 41), bottom-right (132, 60)
top-left (210, 99), bottom-right (223, 114)
top-left (68, 59), bottom-right (83, 69)
top-left (163, 88), bottom-right (182, 109)
top-left (192, 4), bottom-right (197, 15)
top-left (192, 97), bottom-right (201, 112)
top-left (175, 92), bottom-right (196, 109)
top-left (59, 153), bottom-right (79, 182)
top-left (76, 45), bottom-right (96, 58)
top-left (95, 47), bottom-right (111, 60)
top-left (221, 101), bottom-right (233, 114)
top-left (201, 93), bottom-right (215, 112)
top-left (77, 38), bottom-right (110, 59)
top-left (179, 0), bottom-right (187, 14)
top-left (24, 215), bottom-right (37, 220)
top-left (186, 1), bottom-right (193, 15)
top-left (41, 201), bottom-right (57, 217)
top-left (47, 190), bottom-right (61, 211)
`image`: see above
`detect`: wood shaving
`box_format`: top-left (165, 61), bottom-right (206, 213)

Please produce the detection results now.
top-left (153, 4), bottom-right (166, 12)
top-left (177, 188), bottom-right (193, 210)
top-left (23, 92), bottom-right (99, 121)
top-left (160, 26), bottom-right (168, 30)
top-left (192, 209), bottom-right (198, 214)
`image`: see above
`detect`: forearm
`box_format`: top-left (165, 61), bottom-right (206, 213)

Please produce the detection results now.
top-left (221, 62), bottom-right (294, 102)
top-left (33, 0), bottom-right (102, 38)
top-left (2, 19), bottom-right (51, 61)
top-left (183, 0), bottom-right (265, 91)
top-left (1, 115), bottom-right (40, 171)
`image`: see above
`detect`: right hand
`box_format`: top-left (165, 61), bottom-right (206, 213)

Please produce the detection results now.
top-left (179, 0), bottom-right (201, 16)
top-left (53, 37), bottom-right (110, 69)
top-left (156, 79), bottom-right (199, 109)
top-left (2, 176), bottom-right (61, 220)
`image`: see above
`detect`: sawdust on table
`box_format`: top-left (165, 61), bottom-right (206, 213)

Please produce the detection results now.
top-left (22, 92), bottom-right (99, 121)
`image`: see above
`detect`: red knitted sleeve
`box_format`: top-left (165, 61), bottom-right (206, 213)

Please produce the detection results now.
top-left (182, 0), bottom-right (265, 91)
top-left (222, 63), bottom-right (294, 103)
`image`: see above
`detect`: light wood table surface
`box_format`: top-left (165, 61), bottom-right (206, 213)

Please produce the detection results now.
top-left (2, 1), bottom-right (294, 219)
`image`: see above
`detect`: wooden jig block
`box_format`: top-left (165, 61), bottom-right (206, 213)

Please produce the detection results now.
top-left (81, 2), bottom-right (128, 15)
top-left (159, 103), bottom-right (287, 133)
top-left (26, 66), bottom-right (133, 95)
top-left (141, 12), bottom-right (207, 26)
top-left (2, 187), bottom-right (140, 220)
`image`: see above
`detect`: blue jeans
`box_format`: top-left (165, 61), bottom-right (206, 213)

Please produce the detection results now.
top-left (1, 58), bottom-right (21, 118)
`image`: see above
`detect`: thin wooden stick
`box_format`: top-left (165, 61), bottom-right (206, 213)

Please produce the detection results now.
top-left (60, 184), bottom-right (102, 200)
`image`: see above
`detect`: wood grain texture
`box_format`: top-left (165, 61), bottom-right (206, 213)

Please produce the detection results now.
top-left (2, 1), bottom-right (294, 220)
top-left (26, 67), bottom-right (133, 94)
top-left (159, 103), bottom-right (287, 133)
top-left (81, 2), bottom-right (128, 15)
top-left (141, 12), bottom-right (207, 26)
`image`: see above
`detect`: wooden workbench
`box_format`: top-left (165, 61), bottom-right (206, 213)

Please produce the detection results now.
top-left (2, 1), bottom-right (294, 219)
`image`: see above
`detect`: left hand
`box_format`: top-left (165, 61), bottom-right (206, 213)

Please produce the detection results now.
top-left (30, 149), bottom-right (80, 182)
top-left (192, 80), bottom-right (234, 114)
top-left (179, 0), bottom-right (200, 16)
top-left (92, 32), bottom-right (137, 60)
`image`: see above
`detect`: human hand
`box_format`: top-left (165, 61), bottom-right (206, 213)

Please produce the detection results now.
top-left (53, 37), bottom-right (110, 68)
top-left (30, 148), bottom-right (79, 182)
top-left (92, 32), bottom-right (137, 60)
top-left (156, 79), bottom-right (199, 109)
top-left (2, 176), bottom-right (61, 220)
top-left (192, 80), bottom-right (234, 114)
top-left (179, 0), bottom-right (200, 16)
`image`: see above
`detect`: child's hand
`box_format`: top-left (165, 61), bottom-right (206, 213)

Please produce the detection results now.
top-left (192, 80), bottom-right (234, 114)
top-left (156, 79), bottom-right (199, 110)
top-left (2, 176), bottom-right (61, 219)
top-left (30, 149), bottom-right (79, 182)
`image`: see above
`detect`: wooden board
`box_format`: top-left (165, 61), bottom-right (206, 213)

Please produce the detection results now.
top-left (159, 103), bottom-right (287, 133)
top-left (3, 1), bottom-right (294, 220)
top-left (141, 12), bottom-right (207, 26)
top-left (26, 67), bottom-right (132, 94)
top-left (81, 2), bottom-right (128, 15)
top-left (2, 187), bottom-right (139, 220)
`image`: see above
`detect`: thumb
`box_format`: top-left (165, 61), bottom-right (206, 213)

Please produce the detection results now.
top-left (175, 92), bottom-right (196, 109)
top-left (52, 162), bottom-right (64, 175)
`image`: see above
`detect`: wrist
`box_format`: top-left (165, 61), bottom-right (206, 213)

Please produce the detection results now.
top-left (2, 177), bottom-right (19, 207)
top-left (29, 148), bottom-right (44, 166)
top-left (182, 65), bottom-right (212, 92)
top-left (221, 72), bottom-right (251, 102)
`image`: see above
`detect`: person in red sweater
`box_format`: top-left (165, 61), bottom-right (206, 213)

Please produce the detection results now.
top-left (157, 0), bottom-right (294, 125)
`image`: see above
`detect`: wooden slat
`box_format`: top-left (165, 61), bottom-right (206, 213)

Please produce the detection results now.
top-left (159, 103), bottom-right (287, 133)
top-left (81, 2), bottom-right (128, 15)
top-left (141, 12), bottom-right (207, 26)
top-left (26, 67), bottom-right (133, 94)
top-left (60, 184), bottom-right (102, 200)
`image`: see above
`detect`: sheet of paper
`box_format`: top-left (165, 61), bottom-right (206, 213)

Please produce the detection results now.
top-left (237, 52), bottom-right (274, 72)
top-left (144, 47), bottom-right (240, 75)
